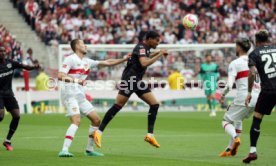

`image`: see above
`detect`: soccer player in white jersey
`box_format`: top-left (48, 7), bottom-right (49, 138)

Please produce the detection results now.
top-left (218, 38), bottom-right (260, 157)
top-left (58, 39), bottom-right (130, 157)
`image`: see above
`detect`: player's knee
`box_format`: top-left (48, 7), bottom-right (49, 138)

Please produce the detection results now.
top-left (222, 120), bottom-right (231, 129)
top-left (12, 114), bottom-right (20, 120)
top-left (254, 112), bottom-right (263, 119)
top-left (72, 120), bottom-right (81, 127)
top-left (150, 104), bottom-right (160, 111)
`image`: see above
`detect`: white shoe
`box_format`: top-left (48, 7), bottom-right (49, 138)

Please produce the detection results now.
top-left (209, 111), bottom-right (216, 117)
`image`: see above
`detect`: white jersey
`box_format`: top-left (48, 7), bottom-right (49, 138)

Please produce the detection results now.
top-left (59, 54), bottom-right (99, 98)
top-left (228, 55), bottom-right (260, 106)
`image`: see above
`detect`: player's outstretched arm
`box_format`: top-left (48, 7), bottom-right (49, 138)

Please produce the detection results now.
top-left (22, 64), bottom-right (40, 70)
top-left (57, 72), bottom-right (86, 86)
top-left (139, 49), bottom-right (167, 67)
top-left (98, 53), bottom-right (131, 67)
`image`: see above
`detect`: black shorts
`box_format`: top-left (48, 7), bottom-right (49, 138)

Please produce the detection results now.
top-left (0, 95), bottom-right (20, 111)
top-left (255, 91), bottom-right (276, 115)
top-left (118, 81), bottom-right (151, 97)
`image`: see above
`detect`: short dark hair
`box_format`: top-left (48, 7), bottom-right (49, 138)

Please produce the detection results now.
top-left (236, 37), bottom-right (251, 52)
top-left (145, 30), bottom-right (160, 40)
top-left (205, 54), bottom-right (212, 58)
top-left (70, 39), bottom-right (80, 52)
top-left (255, 29), bottom-right (269, 43)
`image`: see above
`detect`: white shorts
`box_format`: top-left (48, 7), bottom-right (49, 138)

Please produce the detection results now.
top-left (223, 104), bottom-right (254, 122)
top-left (62, 96), bottom-right (95, 117)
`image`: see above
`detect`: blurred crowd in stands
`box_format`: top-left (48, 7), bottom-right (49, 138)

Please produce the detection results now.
top-left (8, 0), bottom-right (276, 80)
top-left (11, 0), bottom-right (275, 45)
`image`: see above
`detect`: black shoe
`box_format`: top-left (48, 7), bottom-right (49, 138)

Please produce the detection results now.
top-left (243, 152), bottom-right (257, 164)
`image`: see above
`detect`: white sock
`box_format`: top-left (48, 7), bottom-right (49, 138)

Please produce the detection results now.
top-left (227, 138), bottom-right (234, 150)
top-left (97, 130), bottom-right (103, 135)
top-left (236, 130), bottom-right (241, 138)
top-left (62, 124), bottom-right (78, 152)
top-left (250, 147), bottom-right (257, 153)
top-left (147, 133), bottom-right (154, 137)
top-left (86, 126), bottom-right (97, 152)
top-left (222, 121), bottom-right (237, 139)
top-left (5, 139), bottom-right (11, 143)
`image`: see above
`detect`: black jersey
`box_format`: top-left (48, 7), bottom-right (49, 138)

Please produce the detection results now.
top-left (121, 42), bottom-right (151, 81)
top-left (0, 59), bottom-right (24, 96)
top-left (248, 45), bottom-right (276, 92)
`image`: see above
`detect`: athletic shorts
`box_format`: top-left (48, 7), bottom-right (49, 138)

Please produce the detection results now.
top-left (62, 96), bottom-right (95, 117)
top-left (203, 82), bottom-right (217, 96)
top-left (118, 80), bottom-right (151, 97)
top-left (255, 91), bottom-right (276, 115)
top-left (223, 104), bottom-right (254, 122)
top-left (0, 95), bottom-right (19, 111)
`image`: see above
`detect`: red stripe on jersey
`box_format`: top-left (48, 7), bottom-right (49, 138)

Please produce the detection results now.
top-left (236, 70), bottom-right (249, 80)
top-left (68, 69), bottom-right (90, 75)
top-left (65, 135), bottom-right (73, 140)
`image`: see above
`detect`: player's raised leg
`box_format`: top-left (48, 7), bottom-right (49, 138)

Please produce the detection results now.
top-left (220, 120), bottom-right (236, 156)
top-left (85, 111), bottom-right (104, 156)
top-left (93, 94), bottom-right (129, 148)
top-left (231, 121), bottom-right (242, 156)
top-left (139, 92), bottom-right (160, 148)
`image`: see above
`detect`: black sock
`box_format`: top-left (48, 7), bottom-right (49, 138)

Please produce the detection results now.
top-left (250, 116), bottom-right (262, 147)
top-left (99, 104), bottom-right (122, 132)
top-left (6, 117), bottom-right (20, 141)
top-left (148, 104), bottom-right (159, 134)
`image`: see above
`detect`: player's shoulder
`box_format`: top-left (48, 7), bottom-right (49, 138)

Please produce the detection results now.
top-left (210, 63), bottom-right (218, 68)
top-left (135, 42), bottom-right (148, 50)
top-left (5, 59), bottom-right (18, 65)
top-left (83, 57), bottom-right (97, 63)
top-left (64, 54), bottom-right (76, 61)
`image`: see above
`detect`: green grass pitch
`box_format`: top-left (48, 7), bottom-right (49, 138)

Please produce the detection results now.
top-left (0, 112), bottom-right (275, 166)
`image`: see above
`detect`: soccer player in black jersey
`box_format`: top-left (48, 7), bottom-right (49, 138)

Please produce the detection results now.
top-left (0, 46), bottom-right (39, 151)
top-left (93, 31), bottom-right (168, 148)
top-left (243, 29), bottom-right (276, 163)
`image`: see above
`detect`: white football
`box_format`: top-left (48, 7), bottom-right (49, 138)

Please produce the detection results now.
top-left (182, 14), bottom-right (199, 30)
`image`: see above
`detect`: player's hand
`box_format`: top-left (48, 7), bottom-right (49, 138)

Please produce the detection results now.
top-left (245, 93), bottom-right (252, 107)
top-left (160, 49), bottom-right (168, 57)
top-left (33, 64), bottom-right (40, 69)
top-left (219, 95), bottom-right (225, 104)
top-left (76, 79), bottom-right (87, 86)
top-left (123, 53), bottom-right (132, 61)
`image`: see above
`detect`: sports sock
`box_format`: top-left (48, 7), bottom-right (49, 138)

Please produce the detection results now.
top-left (148, 104), bottom-right (159, 133)
top-left (226, 138), bottom-right (234, 150)
top-left (207, 99), bottom-right (212, 110)
top-left (6, 117), bottom-right (20, 141)
top-left (86, 126), bottom-right (97, 152)
top-left (222, 121), bottom-right (237, 139)
top-left (211, 99), bottom-right (216, 111)
top-left (62, 124), bottom-right (78, 152)
top-left (250, 116), bottom-right (262, 147)
top-left (250, 147), bottom-right (257, 153)
top-left (99, 104), bottom-right (122, 132)
top-left (236, 129), bottom-right (242, 138)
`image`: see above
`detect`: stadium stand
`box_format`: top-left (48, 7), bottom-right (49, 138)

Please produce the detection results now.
top-left (8, 0), bottom-right (276, 79)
